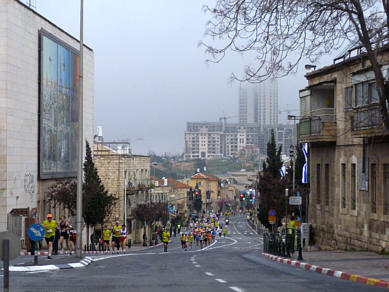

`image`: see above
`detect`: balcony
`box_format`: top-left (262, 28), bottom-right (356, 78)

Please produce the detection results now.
top-left (351, 105), bottom-right (388, 137)
top-left (297, 108), bottom-right (336, 143)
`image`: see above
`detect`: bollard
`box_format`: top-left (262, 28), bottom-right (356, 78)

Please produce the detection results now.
top-left (3, 239), bottom-right (9, 292)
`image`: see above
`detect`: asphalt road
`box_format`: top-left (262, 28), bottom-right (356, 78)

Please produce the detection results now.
top-left (5, 215), bottom-right (384, 292)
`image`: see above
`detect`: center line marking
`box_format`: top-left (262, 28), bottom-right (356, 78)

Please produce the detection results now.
top-left (205, 272), bottom-right (214, 276)
top-left (215, 278), bottom-right (227, 283)
top-left (230, 286), bottom-right (245, 292)
top-left (192, 262), bottom-right (198, 265)
top-left (194, 264), bottom-right (201, 268)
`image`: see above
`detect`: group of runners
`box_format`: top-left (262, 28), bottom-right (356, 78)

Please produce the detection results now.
top-left (101, 221), bottom-right (127, 253)
top-left (163, 213), bottom-right (229, 252)
top-left (42, 214), bottom-right (76, 259)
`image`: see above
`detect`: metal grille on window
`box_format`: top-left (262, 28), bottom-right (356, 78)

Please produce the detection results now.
top-left (325, 164), bottom-right (330, 206)
top-left (351, 163), bottom-right (356, 210)
top-left (385, 164), bottom-right (389, 215)
top-left (341, 164), bottom-right (346, 209)
top-left (371, 164), bottom-right (377, 214)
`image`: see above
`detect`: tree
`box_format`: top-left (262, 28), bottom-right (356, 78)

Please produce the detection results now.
top-left (262, 129), bottom-right (282, 179)
top-left (83, 141), bottom-right (116, 227)
top-left (46, 141), bottom-right (116, 228)
top-left (203, 1), bottom-right (389, 129)
top-left (257, 172), bottom-right (287, 228)
top-left (46, 179), bottom-right (77, 216)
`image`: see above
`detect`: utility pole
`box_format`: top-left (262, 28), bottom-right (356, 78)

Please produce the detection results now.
top-left (76, 0), bottom-right (84, 258)
top-left (124, 170), bottom-right (128, 225)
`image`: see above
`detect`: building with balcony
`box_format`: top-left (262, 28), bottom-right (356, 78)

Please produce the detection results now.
top-left (298, 46), bottom-right (389, 252)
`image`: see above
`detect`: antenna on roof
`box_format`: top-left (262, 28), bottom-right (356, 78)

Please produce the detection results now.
top-left (26, 0), bottom-right (36, 10)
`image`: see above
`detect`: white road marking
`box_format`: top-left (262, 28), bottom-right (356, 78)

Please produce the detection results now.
top-left (192, 262), bottom-right (198, 265)
top-left (207, 237), bottom-right (238, 250)
top-left (194, 264), bottom-right (201, 268)
top-left (27, 270), bottom-right (51, 274)
top-left (205, 272), bottom-right (214, 276)
top-left (230, 286), bottom-right (245, 292)
top-left (215, 278), bottom-right (227, 283)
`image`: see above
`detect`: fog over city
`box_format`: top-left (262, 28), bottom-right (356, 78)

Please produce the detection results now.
top-left (36, 0), bottom-right (336, 155)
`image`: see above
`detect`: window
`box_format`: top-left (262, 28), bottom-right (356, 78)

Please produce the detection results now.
top-left (356, 82), bottom-right (368, 106)
top-left (369, 82), bottom-right (379, 104)
top-left (385, 164), bottom-right (389, 215)
top-left (371, 163), bottom-right (377, 213)
top-left (316, 164), bottom-right (321, 204)
top-left (325, 164), bottom-right (330, 206)
top-left (341, 164), bottom-right (346, 209)
top-left (351, 163), bottom-right (356, 210)
top-left (355, 81), bottom-right (379, 106)
top-left (344, 86), bottom-right (353, 109)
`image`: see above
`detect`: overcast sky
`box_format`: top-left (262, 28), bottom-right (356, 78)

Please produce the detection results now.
top-left (34, 0), bottom-right (336, 155)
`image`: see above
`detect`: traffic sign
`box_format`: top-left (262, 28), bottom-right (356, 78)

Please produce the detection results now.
top-left (28, 224), bottom-right (45, 242)
top-left (289, 196), bottom-right (302, 205)
top-left (268, 209), bottom-right (276, 216)
top-left (0, 231), bottom-right (20, 261)
top-left (268, 209), bottom-right (276, 224)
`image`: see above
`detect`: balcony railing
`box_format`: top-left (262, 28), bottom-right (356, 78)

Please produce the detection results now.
top-left (298, 109), bottom-right (336, 142)
top-left (352, 106), bottom-right (381, 130)
top-left (298, 117), bottom-right (322, 137)
top-left (310, 108), bottom-right (336, 122)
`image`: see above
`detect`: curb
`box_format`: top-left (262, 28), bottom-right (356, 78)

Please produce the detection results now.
top-left (7, 257), bottom-right (93, 272)
top-left (19, 243), bottom-right (163, 256)
top-left (262, 252), bottom-right (389, 289)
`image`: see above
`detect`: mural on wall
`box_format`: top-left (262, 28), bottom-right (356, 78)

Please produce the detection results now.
top-left (39, 30), bottom-right (80, 179)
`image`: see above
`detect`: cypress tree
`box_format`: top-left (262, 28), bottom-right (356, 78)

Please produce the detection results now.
top-left (262, 129), bottom-right (283, 179)
top-left (83, 141), bottom-right (116, 227)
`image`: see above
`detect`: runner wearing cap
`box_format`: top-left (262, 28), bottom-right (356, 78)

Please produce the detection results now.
top-left (112, 221), bottom-right (122, 253)
top-left (43, 214), bottom-right (57, 259)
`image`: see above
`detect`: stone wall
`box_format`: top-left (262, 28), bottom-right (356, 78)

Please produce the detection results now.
top-left (93, 146), bottom-right (151, 243)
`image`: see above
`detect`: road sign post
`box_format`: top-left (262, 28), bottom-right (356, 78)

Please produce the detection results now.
top-left (28, 224), bottom-right (45, 265)
top-left (3, 239), bottom-right (9, 292)
top-left (0, 231), bottom-right (20, 292)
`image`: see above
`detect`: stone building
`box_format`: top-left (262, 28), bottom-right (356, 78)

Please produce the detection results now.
top-left (0, 0), bottom-right (94, 234)
top-left (151, 177), bottom-right (191, 221)
top-left (184, 173), bottom-right (220, 213)
top-left (298, 46), bottom-right (389, 251)
top-left (93, 142), bottom-right (151, 243)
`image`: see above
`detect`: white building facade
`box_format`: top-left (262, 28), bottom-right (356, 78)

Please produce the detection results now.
top-left (0, 0), bottom-right (94, 231)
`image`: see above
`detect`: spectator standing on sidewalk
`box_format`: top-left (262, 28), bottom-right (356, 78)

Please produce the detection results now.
top-left (43, 214), bottom-right (57, 259)
top-left (53, 225), bottom-right (60, 255)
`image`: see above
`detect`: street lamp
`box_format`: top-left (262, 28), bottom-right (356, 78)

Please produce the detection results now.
top-left (124, 170), bottom-right (128, 225)
top-left (76, 0), bottom-right (84, 258)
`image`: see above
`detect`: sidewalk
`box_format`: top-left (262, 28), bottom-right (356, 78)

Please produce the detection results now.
top-left (19, 242), bottom-right (162, 256)
top-left (2, 243), bottom-right (162, 272)
top-left (262, 250), bottom-right (389, 288)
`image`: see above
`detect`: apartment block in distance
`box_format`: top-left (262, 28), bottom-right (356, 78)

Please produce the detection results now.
top-left (184, 121), bottom-right (260, 159)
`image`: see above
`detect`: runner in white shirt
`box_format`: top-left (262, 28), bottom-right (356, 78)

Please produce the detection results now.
top-left (120, 224), bottom-right (127, 252)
